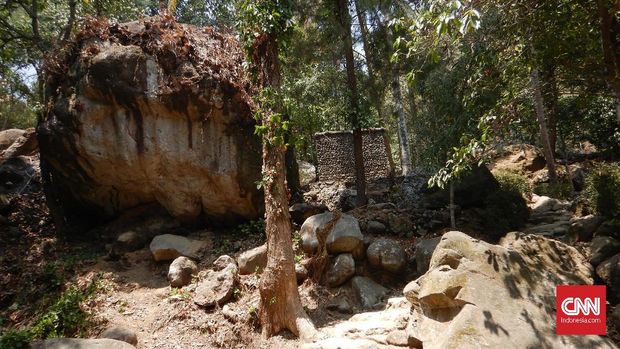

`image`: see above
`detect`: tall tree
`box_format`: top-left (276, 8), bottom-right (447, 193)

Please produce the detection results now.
top-left (596, 0), bottom-right (620, 124)
top-left (237, 0), bottom-right (316, 340)
top-left (530, 66), bottom-right (558, 182)
top-left (335, 0), bottom-right (367, 206)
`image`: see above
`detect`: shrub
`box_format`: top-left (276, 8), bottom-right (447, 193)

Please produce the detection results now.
top-left (0, 329), bottom-right (32, 349)
top-left (533, 181), bottom-right (574, 201)
top-left (582, 162), bottom-right (620, 218)
top-left (493, 170), bottom-right (531, 197)
top-left (481, 189), bottom-right (530, 239)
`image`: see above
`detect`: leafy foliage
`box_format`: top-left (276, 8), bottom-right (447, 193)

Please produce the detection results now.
top-left (493, 170), bottom-right (531, 197)
top-left (582, 162), bottom-right (620, 218)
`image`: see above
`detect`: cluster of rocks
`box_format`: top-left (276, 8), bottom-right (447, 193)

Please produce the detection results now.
top-left (307, 231), bottom-right (618, 349)
top-left (298, 211), bottom-right (408, 309)
top-left (32, 326), bottom-right (138, 349)
top-left (523, 194), bottom-right (620, 303)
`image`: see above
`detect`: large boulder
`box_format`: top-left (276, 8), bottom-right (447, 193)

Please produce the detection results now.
top-left (366, 238), bottom-right (406, 273)
top-left (149, 234), bottom-right (207, 261)
top-left (237, 244), bottom-right (267, 275)
top-left (325, 253), bottom-right (355, 287)
top-left (596, 253), bottom-right (620, 302)
top-left (39, 17), bottom-right (262, 225)
top-left (403, 231), bottom-right (616, 349)
top-left (167, 256), bottom-right (198, 287)
top-left (300, 212), bottom-right (363, 255)
top-left (30, 338), bottom-right (135, 349)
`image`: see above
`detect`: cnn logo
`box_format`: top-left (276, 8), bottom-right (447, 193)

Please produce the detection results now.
top-left (556, 285), bottom-right (606, 335)
top-left (560, 297), bottom-right (600, 316)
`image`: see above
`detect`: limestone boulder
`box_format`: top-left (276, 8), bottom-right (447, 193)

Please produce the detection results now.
top-left (30, 338), bottom-right (135, 349)
top-left (300, 212), bottom-right (363, 255)
top-left (150, 234), bottom-right (207, 261)
top-left (168, 256), bottom-right (198, 287)
top-left (366, 238), bottom-right (406, 273)
top-left (237, 244), bottom-right (267, 275)
top-left (100, 326), bottom-right (138, 346)
top-left (38, 17), bottom-right (262, 226)
top-left (402, 231), bottom-right (616, 349)
top-left (194, 263), bottom-right (238, 308)
top-left (325, 253), bottom-right (355, 287)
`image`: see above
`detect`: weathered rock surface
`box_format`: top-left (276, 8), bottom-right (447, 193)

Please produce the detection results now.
top-left (30, 338), bottom-right (135, 349)
top-left (568, 215), bottom-right (603, 242)
top-left (150, 234), bottom-right (206, 261)
top-left (213, 255), bottom-right (236, 271)
top-left (596, 253), bottom-right (620, 301)
top-left (590, 236), bottom-right (620, 266)
top-left (325, 253), bottom-right (355, 287)
top-left (403, 231), bottom-right (616, 349)
top-left (39, 17), bottom-right (262, 225)
top-left (0, 129), bottom-right (26, 152)
top-left (366, 239), bottom-right (406, 273)
top-left (303, 297), bottom-right (410, 349)
top-left (298, 160), bottom-right (317, 186)
top-left (0, 128), bottom-right (38, 160)
top-left (300, 212), bottom-right (363, 255)
top-left (289, 202), bottom-right (327, 225)
top-left (194, 263), bottom-right (238, 308)
top-left (413, 237), bottom-right (440, 275)
top-left (168, 256), bottom-right (198, 287)
top-left (351, 276), bottom-right (388, 309)
top-left (366, 220), bottom-right (387, 234)
top-left (100, 326), bottom-right (138, 346)
top-left (237, 244), bottom-right (267, 275)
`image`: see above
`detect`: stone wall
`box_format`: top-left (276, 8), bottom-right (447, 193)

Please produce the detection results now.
top-left (314, 129), bottom-right (394, 183)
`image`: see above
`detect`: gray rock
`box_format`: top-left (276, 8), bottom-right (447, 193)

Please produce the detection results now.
top-left (100, 326), bottom-right (138, 346)
top-left (388, 214), bottom-right (413, 235)
top-left (213, 255), bottom-right (236, 271)
top-left (596, 253), bottom-right (620, 301)
top-left (413, 237), bottom-right (440, 275)
top-left (298, 160), bottom-right (317, 186)
top-left (300, 212), bottom-right (363, 255)
top-left (366, 238), bottom-right (406, 273)
top-left (351, 276), bottom-right (388, 309)
top-left (237, 244), bottom-right (267, 275)
top-left (289, 202), bottom-right (327, 225)
top-left (295, 264), bottom-right (308, 283)
top-left (30, 338), bottom-right (135, 349)
top-left (109, 231), bottom-right (146, 256)
top-left (194, 263), bottom-right (238, 308)
top-left (168, 256), bottom-right (198, 287)
top-left (366, 220), bottom-right (387, 234)
top-left (386, 329), bottom-right (422, 348)
top-left (590, 236), bottom-right (620, 266)
top-left (149, 234), bottom-right (207, 261)
top-left (326, 296), bottom-right (352, 314)
top-left (595, 220), bottom-right (620, 240)
top-left (568, 215), bottom-right (604, 242)
top-left (529, 195), bottom-right (571, 214)
top-left (325, 253), bottom-right (355, 287)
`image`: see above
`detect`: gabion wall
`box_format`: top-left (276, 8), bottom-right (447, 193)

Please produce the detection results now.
top-left (314, 128), bottom-right (394, 183)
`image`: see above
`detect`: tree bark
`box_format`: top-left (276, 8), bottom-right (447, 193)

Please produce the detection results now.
top-left (530, 67), bottom-right (557, 183)
top-left (61, 0), bottom-right (77, 41)
top-left (252, 32), bottom-right (316, 341)
top-left (540, 64), bottom-right (558, 154)
top-left (354, 0), bottom-right (385, 123)
top-left (596, 0), bottom-right (620, 125)
top-left (391, 63), bottom-right (412, 175)
top-left (336, 0), bottom-right (367, 207)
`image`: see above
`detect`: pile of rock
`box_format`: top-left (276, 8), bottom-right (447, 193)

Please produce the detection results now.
top-left (299, 211), bottom-right (407, 309)
top-left (524, 194), bottom-right (573, 237)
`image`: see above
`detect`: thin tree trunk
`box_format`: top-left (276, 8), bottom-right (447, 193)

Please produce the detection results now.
top-left (530, 67), bottom-right (557, 183)
top-left (354, 0), bottom-right (385, 123)
top-left (449, 181), bottom-right (456, 229)
top-left (541, 65), bottom-right (558, 154)
top-left (252, 32), bottom-right (316, 340)
top-left (61, 0), bottom-right (77, 41)
top-left (391, 64), bottom-right (413, 176)
top-left (596, 0), bottom-right (620, 125)
top-left (336, 0), bottom-right (367, 207)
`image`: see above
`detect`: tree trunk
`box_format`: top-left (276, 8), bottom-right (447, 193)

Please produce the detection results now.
top-left (61, 0), bottom-right (77, 41)
top-left (596, 0), bottom-right (620, 125)
top-left (354, 0), bottom-right (385, 123)
top-left (336, 0), bottom-right (367, 207)
top-left (541, 64), bottom-right (558, 154)
top-left (391, 64), bottom-right (413, 176)
top-left (530, 67), bottom-right (557, 183)
top-left (252, 33), bottom-right (316, 341)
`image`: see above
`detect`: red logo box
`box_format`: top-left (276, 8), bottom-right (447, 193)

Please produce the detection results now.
top-left (556, 285), bottom-right (606, 335)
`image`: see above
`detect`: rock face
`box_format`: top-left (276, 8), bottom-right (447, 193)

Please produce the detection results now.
top-left (237, 244), bottom-right (267, 275)
top-left (351, 276), bottom-right (388, 309)
top-left (596, 253), bottom-right (620, 302)
top-left (150, 234), bottom-right (206, 261)
top-left (325, 253), bottom-right (355, 287)
top-left (39, 17), bottom-right (262, 225)
top-left (366, 238), bottom-right (406, 273)
top-left (100, 326), bottom-right (138, 346)
top-left (194, 263), bottom-right (238, 308)
top-left (300, 212), bottom-right (363, 255)
top-left (403, 231), bottom-right (616, 349)
top-left (413, 237), bottom-right (440, 275)
top-left (30, 338), bottom-right (136, 349)
top-left (590, 236), bottom-right (620, 266)
top-left (168, 256), bottom-right (198, 287)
